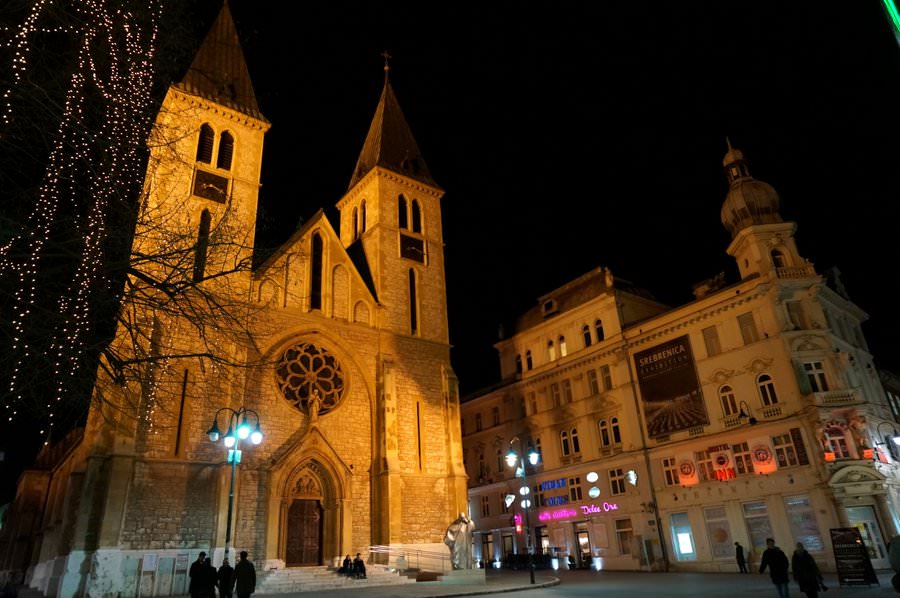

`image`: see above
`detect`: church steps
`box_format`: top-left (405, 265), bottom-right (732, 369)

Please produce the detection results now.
top-left (256, 565), bottom-right (416, 593)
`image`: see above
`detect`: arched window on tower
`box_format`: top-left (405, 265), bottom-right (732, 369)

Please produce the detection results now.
top-left (559, 336), bottom-right (567, 357)
top-left (757, 374), bottom-right (779, 405)
top-left (582, 324), bottom-right (592, 348)
top-left (719, 385), bottom-right (737, 416)
top-left (595, 319), bottom-right (605, 342)
top-left (352, 208), bottom-right (359, 241)
top-left (411, 199), bottom-right (422, 233)
top-left (398, 195), bottom-right (408, 229)
top-left (360, 200), bottom-right (367, 233)
top-left (310, 233), bottom-right (323, 310)
top-left (196, 124), bottom-right (214, 163)
top-left (525, 351), bottom-right (533, 371)
top-left (409, 268), bottom-right (418, 334)
top-left (216, 131), bottom-right (234, 170)
top-left (771, 250), bottom-right (787, 269)
top-left (193, 209), bottom-right (211, 282)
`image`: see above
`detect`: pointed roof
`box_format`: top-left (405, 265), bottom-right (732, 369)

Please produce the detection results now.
top-left (348, 78), bottom-right (437, 190)
top-left (175, 1), bottom-right (267, 122)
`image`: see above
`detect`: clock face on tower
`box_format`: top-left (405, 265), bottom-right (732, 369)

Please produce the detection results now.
top-left (192, 168), bottom-right (229, 203)
top-left (400, 233), bottom-right (425, 263)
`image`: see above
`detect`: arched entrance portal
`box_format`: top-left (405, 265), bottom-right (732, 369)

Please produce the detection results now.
top-left (280, 458), bottom-right (344, 567)
top-left (286, 499), bottom-right (322, 566)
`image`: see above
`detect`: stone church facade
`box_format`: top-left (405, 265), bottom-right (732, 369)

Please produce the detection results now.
top-left (0, 5), bottom-right (467, 597)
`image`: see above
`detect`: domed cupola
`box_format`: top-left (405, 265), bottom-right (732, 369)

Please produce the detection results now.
top-left (720, 139), bottom-right (782, 237)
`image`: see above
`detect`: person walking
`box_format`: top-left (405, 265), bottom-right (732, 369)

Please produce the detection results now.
top-left (735, 541), bottom-right (749, 573)
top-left (188, 552), bottom-right (207, 598)
top-left (217, 558), bottom-right (235, 598)
top-left (792, 542), bottom-right (825, 598)
top-left (233, 551), bottom-right (256, 598)
top-left (203, 557), bottom-right (217, 598)
top-left (759, 538), bottom-right (791, 598)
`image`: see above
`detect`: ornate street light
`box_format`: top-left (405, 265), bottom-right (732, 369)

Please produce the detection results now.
top-left (206, 407), bottom-right (263, 562)
top-left (506, 436), bottom-right (540, 584)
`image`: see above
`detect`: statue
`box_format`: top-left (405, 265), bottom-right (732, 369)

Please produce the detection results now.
top-left (308, 390), bottom-right (322, 425)
top-left (443, 512), bottom-right (476, 569)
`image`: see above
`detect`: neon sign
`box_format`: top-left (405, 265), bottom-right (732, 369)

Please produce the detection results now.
top-left (538, 502), bottom-right (619, 521)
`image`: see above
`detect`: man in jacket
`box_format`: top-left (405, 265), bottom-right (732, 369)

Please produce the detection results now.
top-left (233, 551), bottom-right (256, 598)
top-left (759, 538), bottom-right (790, 598)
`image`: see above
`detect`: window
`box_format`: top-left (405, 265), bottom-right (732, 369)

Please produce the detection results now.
top-left (571, 428), bottom-right (580, 454)
top-left (742, 501), bottom-right (773, 556)
top-left (786, 301), bottom-right (807, 330)
top-left (359, 200), bottom-right (366, 233)
top-left (548, 340), bottom-right (556, 361)
top-left (771, 249), bottom-right (787, 268)
top-left (492, 406), bottom-right (500, 426)
top-left (595, 319), bottom-right (605, 341)
top-left (583, 325), bottom-right (592, 347)
top-left (695, 450), bottom-right (715, 482)
top-left (526, 351), bottom-right (533, 370)
top-left (534, 437), bottom-right (542, 462)
top-left (310, 233), bottom-right (323, 310)
top-left (515, 354), bottom-right (522, 374)
top-left (611, 417), bottom-right (621, 444)
top-left (196, 123), bottom-right (214, 163)
top-left (732, 441), bottom-right (754, 475)
top-left (475, 413), bottom-right (482, 432)
top-left (615, 518), bottom-right (633, 555)
top-left (599, 420), bottom-right (611, 447)
top-left (600, 365), bottom-right (613, 390)
top-left (609, 468), bottom-right (626, 495)
top-left (532, 483), bottom-right (545, 508)
top-left (662, 457), bottom-right (680, 486)
top-left (559, 336), bottom-right (568, 357)
top-left (825, 425), bottom-right (851, 459)
top-left (500, 492), bottom-right (510, 514)
top-left (702, 325), bottom-right (721, 357)
top-left (398, 195), bottom-right (408, 229)
top-left (528, 392), bottom-right (537, 415)
top-left (550, 383), bottom-right (561, 407)
top-left (496, 449), bottom-right (504, 474)
top-left (804, 361), bottom-right (829, 393)
top-left (738, 312), bottom-right (760, 344)
top-left (704, 506), bottom-right (734, 559)
top-left (478, 452), bottom-right (486, 479)
top-left (757, 374), bottom-right (778, 405)
top-left (587, 370), bottom-right (600, 396)
top-left (481, 495), bottom-right (490, 517)
top-left (569, 477), bottom-right (583, 502)
top-left (411, 199), bottom-right (422, 233)
top-left (482, 532), bottom-right (495, 563)
top-left (408, 269), bottom-right (418, 334)
top-left (216, 131), bottom-right (234, 170)
top-left (562, 379), bottom-right (573, 404)
top-left (773, 428), bottom-right (810, 467)
top-left (560, 430), bottom-right (571, 456)
top-left (670, 512), bottom-right (696, 561)
top-left (193, 209), bottom-right (211, 282)
top-left (719, 385), bottom-right (737, 416)
top-left (784, 495), bottom-right (824, 552)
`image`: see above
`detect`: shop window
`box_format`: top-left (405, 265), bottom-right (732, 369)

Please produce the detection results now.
top-left (784, 495), bottom-right (824, 552)
top-left (670, 512), bottom-right (696, 561)
top-left (704, 506), bottom-right (733, 559)
top-left (615, 518), bottom-right (633, 556)
top-left (742, 501), bottom-right (773, 556)
top-left (481, 532), bottom-right (494, 564)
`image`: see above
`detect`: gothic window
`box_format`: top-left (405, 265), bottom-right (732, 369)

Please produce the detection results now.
top-left (192, 209), bottom-right (211, 282)
top-left (352, 208), bottom-right (359, 241)
top-left (409, 269), bottom-right (418, 334)
top-left (411, 199), bottom-right (422, 233)
top-left (275, 342), bottom-right (346, 415)
top-left (582, 324), bottom-right (592, 347)
top-left (310, 233), bottom-right (323, 310)
top-left (398, 194), bottom-right (408, 229)
top-left (526, 351), bottom-right (533, 370)
top-left (216, 131), bottom-right (234, 170)
top-left (360, 200), bottom-right (367, 233)
top-left (196, 123), bottom-right (214, 163)
top-left (719, 385), bottom-right (737, 416)
top-left (561, 430), bottom-right (571, 456)
top-left (757, 374), bottom-right (778, 405)
top-left (595, 319), bottom-right (605, 341)
top-left (559, 336), bottom-right (567, 357)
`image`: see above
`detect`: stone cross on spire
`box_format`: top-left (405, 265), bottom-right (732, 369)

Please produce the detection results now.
top-left (381, 50), bottom-right (392, 78)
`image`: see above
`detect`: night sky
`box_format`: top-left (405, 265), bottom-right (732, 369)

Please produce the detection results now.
top-left (227, 2), bottom-right (900, 396)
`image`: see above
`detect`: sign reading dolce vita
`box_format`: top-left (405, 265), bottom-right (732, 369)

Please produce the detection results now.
top-left (634, 335), bottom-right (709, 438)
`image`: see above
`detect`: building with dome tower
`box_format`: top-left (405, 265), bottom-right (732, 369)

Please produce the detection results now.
top-left (461, 141), bottom-right (900, 573)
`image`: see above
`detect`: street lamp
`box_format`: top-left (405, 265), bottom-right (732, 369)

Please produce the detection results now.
top-left (737, 400), bottom-right (758, 426)
top-left (506, 436), bottom-right (540, 584)
top-left (206, 406), bottom-right (263, 562)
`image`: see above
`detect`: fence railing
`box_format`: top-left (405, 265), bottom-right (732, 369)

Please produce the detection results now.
top-left (367, 545), bottom-right (451, 574)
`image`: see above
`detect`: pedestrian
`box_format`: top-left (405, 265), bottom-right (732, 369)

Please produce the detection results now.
top-left (188, 551), bottom-right (207, 598)
top-left (204, 557), bottom-right (217, 598)
top-left (353, 552), bottom-right (367, 579)
top-left (233, 551), bottom-right (256, 598)
top-left (735, 541), bottom-right (748, 573)
top-left (792, 542), bottom-right (826, 598)
top-left (217, 558), bottom-right (235, 598)
top-left (759, 538), bottom-right (791, 598)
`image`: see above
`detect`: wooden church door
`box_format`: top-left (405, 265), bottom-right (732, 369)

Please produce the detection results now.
top-left (285, 499), bottom-right (323, 566)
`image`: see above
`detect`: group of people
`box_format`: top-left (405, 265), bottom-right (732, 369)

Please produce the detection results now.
top-left (189, 550), bottom-right (256, 598)
top-left (735, 539), bottom-right (828, 598)
top-left (338, 553), bottom-right (367, 579)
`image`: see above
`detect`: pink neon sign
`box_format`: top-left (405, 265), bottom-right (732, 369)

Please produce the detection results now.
top-left (537, 502), bottom-right (620, 521)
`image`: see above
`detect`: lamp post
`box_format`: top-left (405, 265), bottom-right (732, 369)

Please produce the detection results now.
top-left (737, 400), bottom-right (758, 426)
top-left (206, 407), bottom-right (263, 563)
top-left (506, 436), bottom-right (539, 584)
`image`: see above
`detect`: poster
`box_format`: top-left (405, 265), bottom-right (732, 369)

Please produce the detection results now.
top-left (634, 335), bottom-right (708, 438)
top-left (830, 527), bottom-right (879, 586)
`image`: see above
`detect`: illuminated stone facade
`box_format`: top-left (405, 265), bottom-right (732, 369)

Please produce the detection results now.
top-left (462, 144), bottom-right (900, 574)
top-left (0, 5), bottom-right (466, 596)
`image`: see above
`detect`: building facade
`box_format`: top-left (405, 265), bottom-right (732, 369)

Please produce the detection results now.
top-left (0, 5), bottom-right (466, 597)
top-left (461, 142), bottom-right (900, 574)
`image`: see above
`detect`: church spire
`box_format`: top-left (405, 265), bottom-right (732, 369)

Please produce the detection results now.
top-left (176, 1), bottom-right (266, 122)
top-left (348, 61), bottom-right (437, 190)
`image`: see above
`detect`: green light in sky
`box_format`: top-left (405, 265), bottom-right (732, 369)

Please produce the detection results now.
top-left (884, 0), bottom-right (900, 34)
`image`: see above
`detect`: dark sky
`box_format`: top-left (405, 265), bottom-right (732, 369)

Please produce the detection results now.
top-left (226, 2), bottom-right (900, 396)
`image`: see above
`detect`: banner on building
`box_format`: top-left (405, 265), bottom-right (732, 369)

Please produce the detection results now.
top-left (634, 335), bottom-right (708, 438)
top-left (749, 436), bottom-right (778, 475)
top-left (677, 453), bottom-right (699, 486)
top-left (708, 444), bottom-right (736, 481)
top-left (830, 527), bottom-right (879, 587)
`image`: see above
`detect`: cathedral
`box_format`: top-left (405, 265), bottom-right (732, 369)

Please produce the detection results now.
top-left (0, 4), bottom-right (467, 596)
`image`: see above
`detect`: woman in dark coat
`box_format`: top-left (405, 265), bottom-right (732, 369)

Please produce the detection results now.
top-left (792, 542), bottom-right (824, 598)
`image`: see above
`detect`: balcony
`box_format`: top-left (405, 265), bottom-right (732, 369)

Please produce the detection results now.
top-left (760, 405), bottom-right (783, 419)
top-left (814, 389), bottom-right (862, 407)
top-left (776, 265), bottom-right (816, 279)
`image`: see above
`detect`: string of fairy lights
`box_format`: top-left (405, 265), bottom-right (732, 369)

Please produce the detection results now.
top-left (1, 1), bottom-right (162, 442)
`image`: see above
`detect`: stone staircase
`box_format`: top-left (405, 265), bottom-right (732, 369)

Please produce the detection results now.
top-left (256, 565), bottom-right (417, 594)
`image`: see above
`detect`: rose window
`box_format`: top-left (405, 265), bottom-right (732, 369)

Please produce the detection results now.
top-left (276, 342), bottom-right (345, 416)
